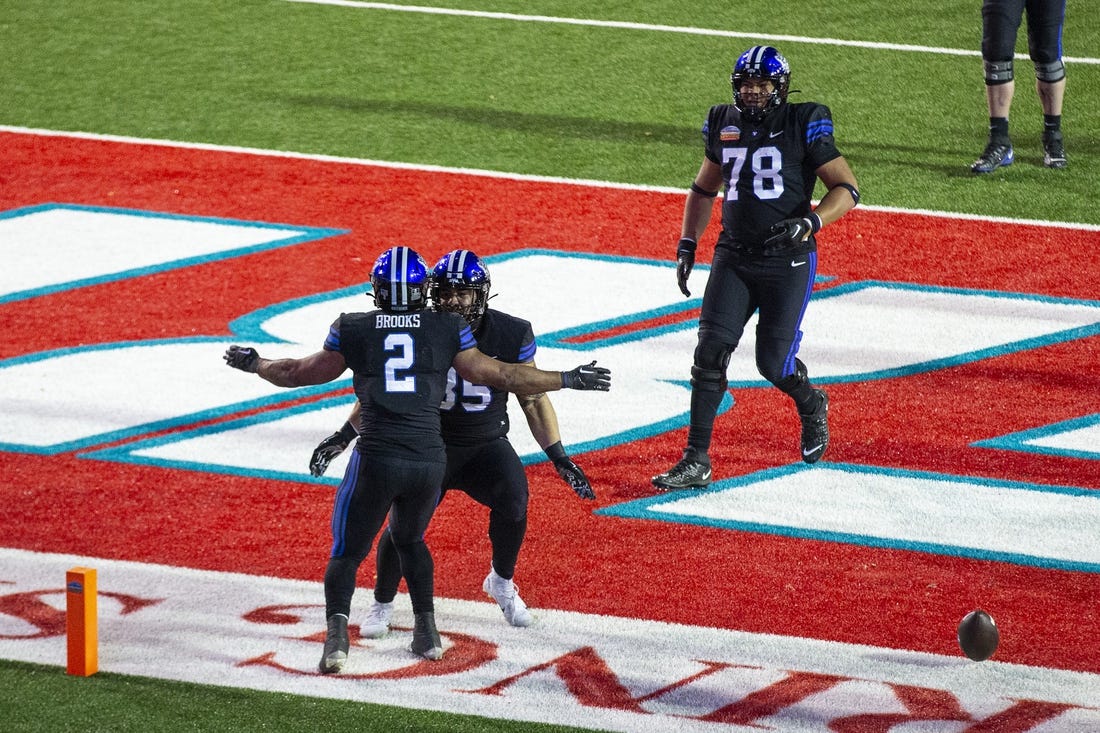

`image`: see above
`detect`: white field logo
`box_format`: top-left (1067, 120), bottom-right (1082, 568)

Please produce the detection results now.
top-left (3, 212), bottom-right (1097, 469)
top-left (1, 549), bottom-right (1097, 732)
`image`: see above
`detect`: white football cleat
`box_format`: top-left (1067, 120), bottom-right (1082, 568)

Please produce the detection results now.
top-left (360, 600), bottom-right (394, 639)
top-left (483, 567), bottom-right (532, 627)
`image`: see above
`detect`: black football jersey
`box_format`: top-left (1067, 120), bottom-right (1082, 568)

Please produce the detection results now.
top-left (703, 101), bottom-right (843, 253)
top-left (324, 309), bottom-right (476, 458)
top-left (440, 309), bottom-right (536, 447)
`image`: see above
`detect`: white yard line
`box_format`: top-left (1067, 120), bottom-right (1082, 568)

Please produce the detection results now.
top-left (282, 0), bottom-right (1100, 64)
top-left (4, 125), bottom-right (1098, 232)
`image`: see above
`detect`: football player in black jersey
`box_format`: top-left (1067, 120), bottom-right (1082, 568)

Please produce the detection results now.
top-left (309, 249), bottom-right (594, 636)
top-left (652, 45), bottom-right (859, 491)
top-left (971, 0), bottom-right (1068, 173)
top-left (223, 246), bottom-right (610, 673)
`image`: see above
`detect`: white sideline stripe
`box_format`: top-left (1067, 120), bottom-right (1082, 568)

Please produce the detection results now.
top-left (283, 0), bottom-right (1100, 65)
top-left (3, 125), bottom-right (1097, 233)
top-left (3, 547), bottom-right (1099, 732)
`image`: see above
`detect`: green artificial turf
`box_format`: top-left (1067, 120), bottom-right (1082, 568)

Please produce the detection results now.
top-left (2, 0), bottom-right (1097, 222)
top-left (0, 659), bottom-right (596, 733)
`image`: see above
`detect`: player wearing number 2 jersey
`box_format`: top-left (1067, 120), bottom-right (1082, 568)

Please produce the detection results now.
top-left (653, 45), bottom-right (859, 491)
top-left (309, 249), bottom-right (595, 636)
top-left (223, 246), bottom-right (610, 673)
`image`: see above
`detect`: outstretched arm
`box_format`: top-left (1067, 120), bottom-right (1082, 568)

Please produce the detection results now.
top-left (452, 348), bottom-right (610, 394)
top-left (224, 345), bottom-right (347, 387)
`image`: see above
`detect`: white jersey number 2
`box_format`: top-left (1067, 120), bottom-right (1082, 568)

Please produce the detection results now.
top-left (383, 333), bottom-right (416, 393)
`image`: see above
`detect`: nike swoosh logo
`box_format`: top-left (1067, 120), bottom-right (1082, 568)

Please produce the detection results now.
top-left (791, 260), bottom-right (807, 267)
top-left (701, 469), bottom-right (712, 481)
top-left (803, 444), bottom-right (823, 456)
top-left (769, 131), bottom-right (783, 138)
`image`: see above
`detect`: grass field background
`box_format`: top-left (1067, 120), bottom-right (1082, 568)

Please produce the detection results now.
top-left (2, 1), bottom-right (1098, 730)
top-left (3, 0), bottom-right (1098, 223)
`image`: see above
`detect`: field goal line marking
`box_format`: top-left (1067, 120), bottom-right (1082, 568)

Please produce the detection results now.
top-left (283, 0), bottom-right (1100, 65)
top-left (3, 125), bottom-right (1097, 233)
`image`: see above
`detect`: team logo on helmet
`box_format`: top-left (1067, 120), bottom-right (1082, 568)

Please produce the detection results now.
top-left (431, 249), bottom-right (491, 330)
top-left (731, 45), bottom-right (791, 123)
top-left (370, 246), bottom-right (430, 313)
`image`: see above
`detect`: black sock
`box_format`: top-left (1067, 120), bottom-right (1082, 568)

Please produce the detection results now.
top-left (372, 527), bottom-right (401, 604)
top-left (686, 384), bottom-right (724, 458)
top-left (988, 117), bottom-right (1009, 142)
top-left (487, 514), bottom-right (526, 580)
top-left (1043, 114), bottom-right (1061, 133)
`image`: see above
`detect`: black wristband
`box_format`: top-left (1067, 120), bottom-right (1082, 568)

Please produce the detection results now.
top-left (338, 420), bottom-right (358, 442)
top-left (677, 237), bottom-right (697, 253)
top-left (835, 182), bottom-right (860, 206)
top-left (544, 441), bottom-right (568, 462)
top-left (690, 182), bottom-right (718, 198)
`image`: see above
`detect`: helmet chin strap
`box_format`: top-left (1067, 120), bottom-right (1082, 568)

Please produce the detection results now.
top-left (735, 97), bottom-right (771, 123)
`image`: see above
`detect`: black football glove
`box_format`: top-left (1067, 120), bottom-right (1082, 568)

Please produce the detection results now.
top-left (544, 441), bottom-right (595, 500)
top-left (763, 215), bottom-right (819, 252)
top-left (553, 457), bottom-right (595, 500)
top-left (223, 345), bottom-right (260, 373)
top-left (675, 238), bottom-right (696, 297)
top-left (309, 434), bottom-right (349, 478)
top-left (561, 361), bottom-right (611, 391)
top-left (310, 421), bottom-right (357, 477)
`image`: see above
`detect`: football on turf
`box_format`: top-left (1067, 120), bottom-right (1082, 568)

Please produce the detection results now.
top-left (957, 609), bottom-right (999, 661)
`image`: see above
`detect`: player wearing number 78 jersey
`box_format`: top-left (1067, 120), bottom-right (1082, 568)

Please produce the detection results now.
top-left (654, 45), bottom-right (859, 491)
top-left (223, 246), bottom-right (610, 674)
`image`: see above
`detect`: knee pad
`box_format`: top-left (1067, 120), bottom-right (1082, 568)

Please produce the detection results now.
top-left (691, 365), bottom-right (727, 393)
top-left (693, 337), bottom-right (733, 372)
top-left (984, 59), bottom-right (1013, 85)
top-left (1034, 59), bottom-right (1065, 83)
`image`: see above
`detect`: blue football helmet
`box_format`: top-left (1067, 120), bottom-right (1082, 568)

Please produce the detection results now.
top-left (731, 45), bottom-right (791, 123)
top-left (370, 246), bottom-right (430, 312)
top-left (431, 249), bottom-right (491, 330)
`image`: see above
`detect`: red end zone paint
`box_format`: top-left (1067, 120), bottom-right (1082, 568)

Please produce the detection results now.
top-left (2, 130), bottom-right (1098, 674)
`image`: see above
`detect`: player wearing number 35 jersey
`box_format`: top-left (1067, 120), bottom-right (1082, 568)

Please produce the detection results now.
top-left (222, 245), bottom-right (610, 673)
top-left (653, 45), bottom-right (859, 491)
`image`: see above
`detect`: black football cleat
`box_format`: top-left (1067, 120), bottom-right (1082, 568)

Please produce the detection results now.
top-left (1042, 130), bottom-right (1067, 169)
top-left (318, 614), bottom-right (349, 674)
top-left (652, 453), bottom-right (712, 491)
top-left (799, 389), bottom-right (829, 464)
top-left (971, 140), bottom-right (1014, 174)
top-left (410, 612), bottom-right (443, 661)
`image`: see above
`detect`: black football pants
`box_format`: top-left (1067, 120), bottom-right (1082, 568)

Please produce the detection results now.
top-left (687, 246), bottom-right (818, 453)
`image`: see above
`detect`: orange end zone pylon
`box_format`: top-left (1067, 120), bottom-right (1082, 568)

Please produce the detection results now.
top-left (66, 567), bottom-right (98, 676)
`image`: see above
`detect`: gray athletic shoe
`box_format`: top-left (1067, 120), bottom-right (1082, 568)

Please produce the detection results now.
top-left (318, 614), bottom-right (349, 674)
top-left (652, 453), bottom-right (712, 490)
